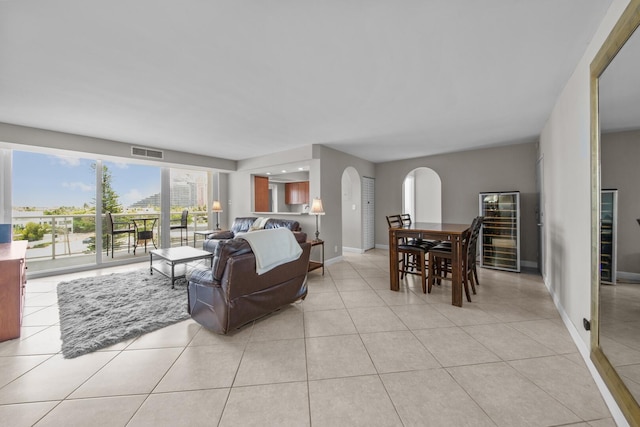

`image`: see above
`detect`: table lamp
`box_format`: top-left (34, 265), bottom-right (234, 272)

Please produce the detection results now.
top-left (212, 200), bottom-right (223, 230)
top-left (309, 197), bottom-right (325, 241)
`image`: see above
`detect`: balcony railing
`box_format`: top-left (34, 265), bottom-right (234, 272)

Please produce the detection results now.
top-left (11, 211), bottom-right (212, 274)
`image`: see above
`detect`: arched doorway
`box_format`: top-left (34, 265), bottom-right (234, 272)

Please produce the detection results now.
top-left (341, 167), bottom-right (362, 253)
top-left (402, 168), bottom-right (442, 222)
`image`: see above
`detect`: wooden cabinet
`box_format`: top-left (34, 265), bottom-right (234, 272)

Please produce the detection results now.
top-left (254, 176), bottom-right (270, 212)
top-left (285, 181), bottom-right (309, 205)
top-left (0, 241), bottom-right (28, 342)
top-left (479, 191), bottom-right (520, 272)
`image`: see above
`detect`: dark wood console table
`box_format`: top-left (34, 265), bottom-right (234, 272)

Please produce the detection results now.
top-left (0, 241), bottom-right (28, 342)
top-left (308, 239), bottom-right (325, 275)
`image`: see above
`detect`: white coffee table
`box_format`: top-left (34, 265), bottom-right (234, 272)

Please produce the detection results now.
top-left (150, 246), bottom-right (213, 289)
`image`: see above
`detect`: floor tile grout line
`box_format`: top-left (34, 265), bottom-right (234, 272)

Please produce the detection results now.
top-left (301, 294), bottom-right (314, 427)
top-left (441, 365), bottom-right (500, 426)
top-left (1, 250), bottom-right (616, 425)
top-left (350, 258), bottom-right (408, 426)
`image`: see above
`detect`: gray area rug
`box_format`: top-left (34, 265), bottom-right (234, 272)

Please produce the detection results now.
top-left (57, 269), bottom-right (190, 358)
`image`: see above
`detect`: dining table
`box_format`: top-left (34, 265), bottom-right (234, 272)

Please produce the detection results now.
top-left (388, 222), bottom-right (472, 307)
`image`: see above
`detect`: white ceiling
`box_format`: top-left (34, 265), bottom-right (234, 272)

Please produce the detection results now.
top-left (0, 1), bottom-right (613, 163)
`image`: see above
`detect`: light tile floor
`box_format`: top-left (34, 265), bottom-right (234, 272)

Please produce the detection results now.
top-left (0, 249), bottom-right (617, 426)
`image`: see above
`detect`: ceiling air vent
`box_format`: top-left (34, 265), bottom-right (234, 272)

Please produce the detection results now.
top-left (131, 146), bottom-right (164, 160)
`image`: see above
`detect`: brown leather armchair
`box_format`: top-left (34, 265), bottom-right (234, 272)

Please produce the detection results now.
top-left (188, 238), bottom-right (311, 334)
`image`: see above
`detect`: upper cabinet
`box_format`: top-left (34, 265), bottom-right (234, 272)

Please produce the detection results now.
top-left (285, 181), bottom-right (309, 205)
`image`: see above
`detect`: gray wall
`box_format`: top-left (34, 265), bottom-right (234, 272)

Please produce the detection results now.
top-left (375, 142), bottom-right (538, 266)
top-left (228, 145), bottom-right (375, 261)
top-left (601, 129), bottom-right (640, 274)
top-left (315, 145), bottom-right (376, 259)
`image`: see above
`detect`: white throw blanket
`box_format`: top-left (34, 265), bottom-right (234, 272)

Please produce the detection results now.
top-left (238, 228), bottom-right (303, 275)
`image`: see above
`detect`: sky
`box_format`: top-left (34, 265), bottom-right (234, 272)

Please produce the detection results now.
top-left (12, 151), bottom-right (161, 208)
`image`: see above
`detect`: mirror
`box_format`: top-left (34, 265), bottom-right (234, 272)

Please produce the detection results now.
top-left (591, 1), bottom-right (640, 424)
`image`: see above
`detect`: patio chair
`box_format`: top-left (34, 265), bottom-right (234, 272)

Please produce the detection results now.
top-left (105, 212), bottom-right (136, 258)
top-left (170, 209), bottom-right (189, 246)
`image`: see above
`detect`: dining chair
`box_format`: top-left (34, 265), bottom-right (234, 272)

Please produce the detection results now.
top-left (467, 216), bottom-right (484, 290)
top-left (427, 216), bottom-right (482, 301)
top-left (105, 212), bottom-right (136, 258)
top-left (387, 214), bottom-right (434, 293)
top-left (400, 213), bottom-right (440, 248)
top-left (170, 209), bottom-right (189, 246)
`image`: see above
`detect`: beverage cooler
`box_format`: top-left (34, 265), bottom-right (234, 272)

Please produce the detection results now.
top-left (600, 189), bottom-right (617, 284)
top-left (479, 191), bottom-right (520, 272)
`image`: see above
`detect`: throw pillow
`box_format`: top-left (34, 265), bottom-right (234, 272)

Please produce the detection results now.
top-left (249, 217), bottom-right (270, 231)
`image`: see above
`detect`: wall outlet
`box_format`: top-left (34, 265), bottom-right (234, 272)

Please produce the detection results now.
top-left (334, 245), bottom-right (338, 253)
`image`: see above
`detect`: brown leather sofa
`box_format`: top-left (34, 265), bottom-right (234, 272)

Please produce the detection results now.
top-left (188, 237), bottom-right (311, 334)
top-left (203, 217), bottom-right (305, 253)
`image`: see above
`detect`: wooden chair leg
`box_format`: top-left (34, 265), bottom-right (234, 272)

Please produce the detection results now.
top-left (472, 264), bottom-right (480, 287)
top-left (428, 253), bottom-right (436, 292)
top-left (463, 275), bottom-right (472, 302)
top-left (420, 251), bottom-right (427, 294)
top-left (436, 258), bottom-right (443, 286)
top-left (469, 269), bottom-right (477, 295)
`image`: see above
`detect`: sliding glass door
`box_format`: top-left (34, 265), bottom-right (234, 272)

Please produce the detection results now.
top-left (12, 151), bottom-right (98, 271)
top-left (101, 160), bottom-right (160, 262)
top-left (169, 168), bottom-right (209, 247)
top-left (11, 149), bottom-right (213, 274)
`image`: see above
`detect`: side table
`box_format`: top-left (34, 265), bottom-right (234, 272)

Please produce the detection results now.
top-left (308, 239), bottom-right (324, 275)
top-left (133, 217), bottom-right (158, 254)
top-left (193, 230), bottom-right (215, 248)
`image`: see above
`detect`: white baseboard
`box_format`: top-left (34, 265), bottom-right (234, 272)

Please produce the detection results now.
top-left (616, 271), bottom-right (640, 283)
top-left (342, 247), bottom-right (365, 254)
top-left (521, 260), bottom-right (537, 269)
top-left (542, 276), bottom-right (629, 426)
top-left (375, 243), bottom-right (389, 250)
top-left (324, 255), bottom-right (343, 266)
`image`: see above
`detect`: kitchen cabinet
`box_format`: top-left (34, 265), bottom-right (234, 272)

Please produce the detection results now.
top-left (254, 176), bottom-right (270, 212)
top-left (285, 181), bottom-right (309, 205)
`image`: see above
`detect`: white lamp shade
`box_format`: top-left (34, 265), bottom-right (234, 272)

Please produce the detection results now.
top-left (212, 200), bottom-right (223, 212)
top-left (309, 198), bottom-right (325, 215)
